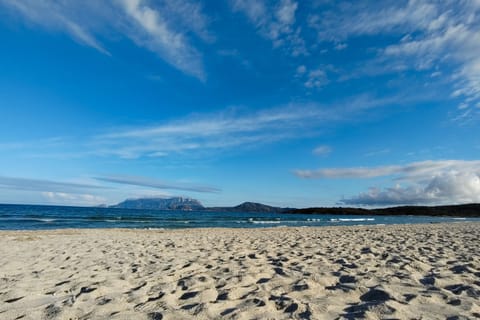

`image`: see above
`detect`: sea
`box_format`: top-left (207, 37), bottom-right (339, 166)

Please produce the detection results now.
top-left (0, 204), bottom-right (478, 231)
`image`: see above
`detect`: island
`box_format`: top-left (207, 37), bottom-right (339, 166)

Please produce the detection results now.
top-left (108, 197), bottom-right (480, 217)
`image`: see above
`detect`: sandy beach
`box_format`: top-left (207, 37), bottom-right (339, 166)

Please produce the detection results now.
top-left (0, 223), bottom-right (479, 319)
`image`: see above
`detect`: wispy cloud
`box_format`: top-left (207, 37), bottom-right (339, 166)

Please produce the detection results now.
top-left (295, 160), bottom-right (480, 179)
top-left (95, 175), bottom-right (220, 193)
top-left (308, 1), bottom-right (480, 116)
top-left (0, 175), bottom-right (107, 193)
top-left (0, 0), bottom-right (211, 80)
top-left (93, 93), bottom-right (404, 159)
top-left (295, 160), bottom-right (480, 206)
top-left (0, 0), bottom-right (110, 55)
top-left (295, 65), bottom-right (333, 89)
top-left (309, 1), bottom-right (438, 41)
top-left (2, 94), bottom-right (410, 161)
top-left (312, 145), bottom-right (331, 156)
top-left (93, 104), bottom-right (331, 158)
top-left (304, 68), bottom-right (328, 89)
top-left (0, 174), bottom-right (216, 205)
top-left (231, 0), bottom-right (306, 56)
top-left (158, 0), bottom-right (214, 43)
top-left (42, 191), bottom-right (106, 206)
top-left (118, 0), bottom-right (206, 80)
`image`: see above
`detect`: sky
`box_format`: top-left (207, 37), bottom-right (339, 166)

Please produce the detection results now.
top-left (0, 0), bottom-right (479, 208)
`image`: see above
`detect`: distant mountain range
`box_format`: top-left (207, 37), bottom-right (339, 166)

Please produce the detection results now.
top-left (110, 197), bottom-right (287, 213)
top-left (109, 197), bottom-right (480, 217)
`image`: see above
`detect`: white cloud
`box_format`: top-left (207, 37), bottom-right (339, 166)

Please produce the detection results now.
top-left (0, 175), bottom-right (108, 206)
top-left (276, 0), bottom-right (297, 25)
top-left (118, 0), bottom-right (205, 80)
top-left (94, 104), bottom-right (332, 158)
top-left (0, 0), bottom-right (210, 80)
top-left (312, 145), bottom-right (331, 156)
top-left (42, 191), bottom-right (106, 206)
top-left (3, 94), bottom-right (411, 160)
top-left (309, 1), bottom-right (438, 41)
top-left (295, 65), bottom-right (329, 88)
top-left (295, 160), bottom-right (480, 205)
top-left (296, 65), bottom-right (306, 75)
top-left (0, 0), bottom-right (110, 55)
top-left (304, 68), bottom-right (328, 88)
top-left (308, 1), bottom-right (480, 116)
top-left (295, 160), bottom-right (480, 179)
top-left (231, 0), bottom-right (306, 56)
top-left (92, 93), bottom-right (401, 159)
top-left (342, 170), bottom-right (480, 206)
top-left (159, 0), bottom-right (214, 43)
top-left (95, 175), bottom-right (220, 193)
top-left (0, 175), bottom-right (107, 193)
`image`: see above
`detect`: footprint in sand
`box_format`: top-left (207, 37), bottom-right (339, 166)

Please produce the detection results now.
top-left (228, 286), bottom-right (256, 300)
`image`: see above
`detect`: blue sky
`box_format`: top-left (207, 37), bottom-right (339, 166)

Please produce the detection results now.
top-left (0, 0), bottom-right (479, 207)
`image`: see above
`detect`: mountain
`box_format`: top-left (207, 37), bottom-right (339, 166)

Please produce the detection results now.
top-left (291, 204), bottom-right (480, 217)
top-left (109, 197), bottom-right (480, 217)
top-left (207, 202), bottom-right (288, 213)
top-left (110, 198), bottom-right (287, 213)
top-left (111, 197), bottom-right (204, 211)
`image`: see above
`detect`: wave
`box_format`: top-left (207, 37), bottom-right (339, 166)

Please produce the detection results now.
top-left (250, 220), bottom-right (282, 224)
top-left (330, 218), bottom-right (375, 222)
top-left (0, 217), bottom-right (57, 223)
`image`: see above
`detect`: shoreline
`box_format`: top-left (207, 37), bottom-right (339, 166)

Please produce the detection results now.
top-left (1, 223), bottom-right (479, 319)
top-left (0, 220), bottom-right (476, 233)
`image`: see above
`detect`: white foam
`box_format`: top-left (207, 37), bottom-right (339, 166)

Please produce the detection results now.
top-left (250, 220), bottom-right (281, 224)
top-left (330, 218), bottom-right (375, 222)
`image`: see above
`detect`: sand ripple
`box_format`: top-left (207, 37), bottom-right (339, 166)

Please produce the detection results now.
top-left (0, 223), bottom-right (479, 319)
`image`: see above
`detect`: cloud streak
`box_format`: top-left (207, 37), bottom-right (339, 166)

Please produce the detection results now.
top-left (295, 160), bottom-right (480, 180)
top-left (0, 0), bottom-right (110, 55)
top-left (295, 160), bottom-right (480, 206)
top-left (0, 0), bottom-right (210, 79)
top-left (2, 94), bottom-right (410, 161)
top-left (118, 0), bottom-right (206, 80)
top-left (95, 175), bottom-right (220, 193)
top-left (0, 175), bottom-right (107, 193)
top-left (93, 104), bottom-right (331, 158)
top-left (312, 145), bottom-right (331, 156)
top-left (308, 0), bottom-right (480, 116)
top-left (90, 91), bottom-right (415, 160)
top-left (42, 191), bottom-right (106, 206)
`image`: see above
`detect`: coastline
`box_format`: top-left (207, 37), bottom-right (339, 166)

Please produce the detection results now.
top-left (1, 223), bottom-right (479, 319)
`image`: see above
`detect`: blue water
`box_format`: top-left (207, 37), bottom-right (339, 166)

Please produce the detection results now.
top-left (0, 204), bottom-right (478, 230)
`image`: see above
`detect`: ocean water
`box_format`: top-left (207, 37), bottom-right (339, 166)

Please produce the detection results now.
top-left (0, 204), bottom-right (478, 230)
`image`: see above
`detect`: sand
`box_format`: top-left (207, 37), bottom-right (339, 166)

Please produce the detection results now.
top-left (0, 223), bottom-right (479, 319)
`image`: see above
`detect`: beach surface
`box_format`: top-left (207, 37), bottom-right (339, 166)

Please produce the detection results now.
top-left (0, 223), bottom-right (479, 319)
